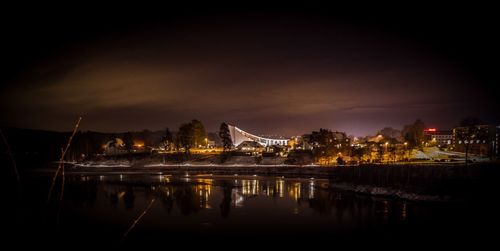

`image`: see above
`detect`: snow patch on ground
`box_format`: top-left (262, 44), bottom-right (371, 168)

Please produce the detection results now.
top-left (143, 162), bottom-right (298, 168)
top-left (74, 161), bottom-right (131, 168)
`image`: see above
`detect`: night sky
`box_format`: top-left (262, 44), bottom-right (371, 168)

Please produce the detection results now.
top-left (1, 5), bottom-right (499, 136)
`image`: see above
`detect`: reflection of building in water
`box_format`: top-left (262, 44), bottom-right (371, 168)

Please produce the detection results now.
top-left (264, 181), bottom-right (275, 196)
top-left (236, 178), bottom-right (315, 200)
top-left (241, 180), bottom-right (260, 196)
top-left (309, 180), bottom-right (315, 199)
top-left (195, 179), bottom-right (212, 209)
top-left (288, 182), bottom-right (301, 201)
top-left (232, 189), bottom-right (244, 207)
top-left (285, 180), bottom-right (316, 201)
top-left (276, 179), bottom-right (284, 198)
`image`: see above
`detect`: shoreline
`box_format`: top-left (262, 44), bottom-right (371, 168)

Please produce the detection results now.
top-left (52, 160), bottom-right (476, 169)
top-left (29, 162), bottom-right (498, 202)
top-left (35, 163), bottom-right (336, 178)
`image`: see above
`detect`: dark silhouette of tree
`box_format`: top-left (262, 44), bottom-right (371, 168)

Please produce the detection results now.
top-left (191, 119), bottom-right (207, 148)
top-left (219, 123), bottom-right (232, 152)
top-left (456, 118), bottom-right (488, 167)
top-left (307, 128), bottom-right (334, 147)
top-left (161, 128), bottom-right (173, 151)
top-left (305, 128), bottom-right (348, 160)
top-left (175, 119), bottom-right (207, 152)
top-left (165, 128), bottom-right (173, 142)
top-left (378, 127), bottom-right (402, 142)
top-left (402, 119), bottom-right (426, 149)
top-left (176, 122), bottom-right (195, 154)
top-left (123, 132), bottom-right (134, 153)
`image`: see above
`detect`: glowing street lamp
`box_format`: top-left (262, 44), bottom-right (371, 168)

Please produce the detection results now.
top-left (404, 142), bottom-right (408, 161)
top-left (384, 142), bottom-right (389, 163)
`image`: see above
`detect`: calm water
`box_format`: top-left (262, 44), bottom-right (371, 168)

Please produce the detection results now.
top-left (8, 172), bottom-right (498, 247)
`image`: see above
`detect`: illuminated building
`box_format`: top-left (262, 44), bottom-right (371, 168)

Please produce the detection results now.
top-left (423, 128), bottom-right (453, 147)
top-left (452, 125), bottom-right (497, 157)
top-left (227, 124), bottom-right (289, 147)
top-left (236, 141), bottom-right (265, 155)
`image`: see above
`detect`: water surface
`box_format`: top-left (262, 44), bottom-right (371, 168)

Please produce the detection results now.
top-left (10, 172), bottom-right (496, 247)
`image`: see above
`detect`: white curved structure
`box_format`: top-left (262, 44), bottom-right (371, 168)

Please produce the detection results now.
top-left (227, 124), bottom-right (289, 147)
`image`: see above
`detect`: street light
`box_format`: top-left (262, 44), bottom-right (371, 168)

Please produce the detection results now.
top-left (205, 138), bottom-right (208, 148)
top-left (385, 142), bottom-right (389, 163)
top-left (404, 142), bottom-right (408, 161)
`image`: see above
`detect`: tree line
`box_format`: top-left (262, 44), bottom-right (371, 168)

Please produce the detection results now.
top-left (300, 117), bottom-right (491, 164)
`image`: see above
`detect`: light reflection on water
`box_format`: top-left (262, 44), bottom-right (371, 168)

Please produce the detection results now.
top-left (95, 175), bottom-right (325, 213)
top-left (18, 173), bottom-right (466, 246)
top-left (64, 174), bottom-right (408, 222)
top-left (12, 172), bottom-right (498, 247)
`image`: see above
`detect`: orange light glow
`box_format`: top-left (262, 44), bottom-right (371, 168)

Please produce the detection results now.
top-left (133, 140), bottom-right (145, 148)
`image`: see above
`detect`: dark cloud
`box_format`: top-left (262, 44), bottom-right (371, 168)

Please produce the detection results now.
top-left (1, 6), bottom-right (499, 136)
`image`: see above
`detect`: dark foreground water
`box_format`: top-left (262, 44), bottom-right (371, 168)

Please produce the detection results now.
top-left (7, 172), bottom-right (499, 248)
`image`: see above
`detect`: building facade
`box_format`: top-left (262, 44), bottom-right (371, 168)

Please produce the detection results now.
top-left (227, 124), bottom-right (289, 147)
top-left (424, 128), bottom-right (453, 147)
top-left (452, 125), bottom-right (496, 157)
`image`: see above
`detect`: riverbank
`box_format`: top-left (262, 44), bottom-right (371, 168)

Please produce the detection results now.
top-left (40, 163), bottom-right (333, 178)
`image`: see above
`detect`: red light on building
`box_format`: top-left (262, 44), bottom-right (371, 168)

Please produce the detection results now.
top-left (424, 128), bottom-right (437, 132)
